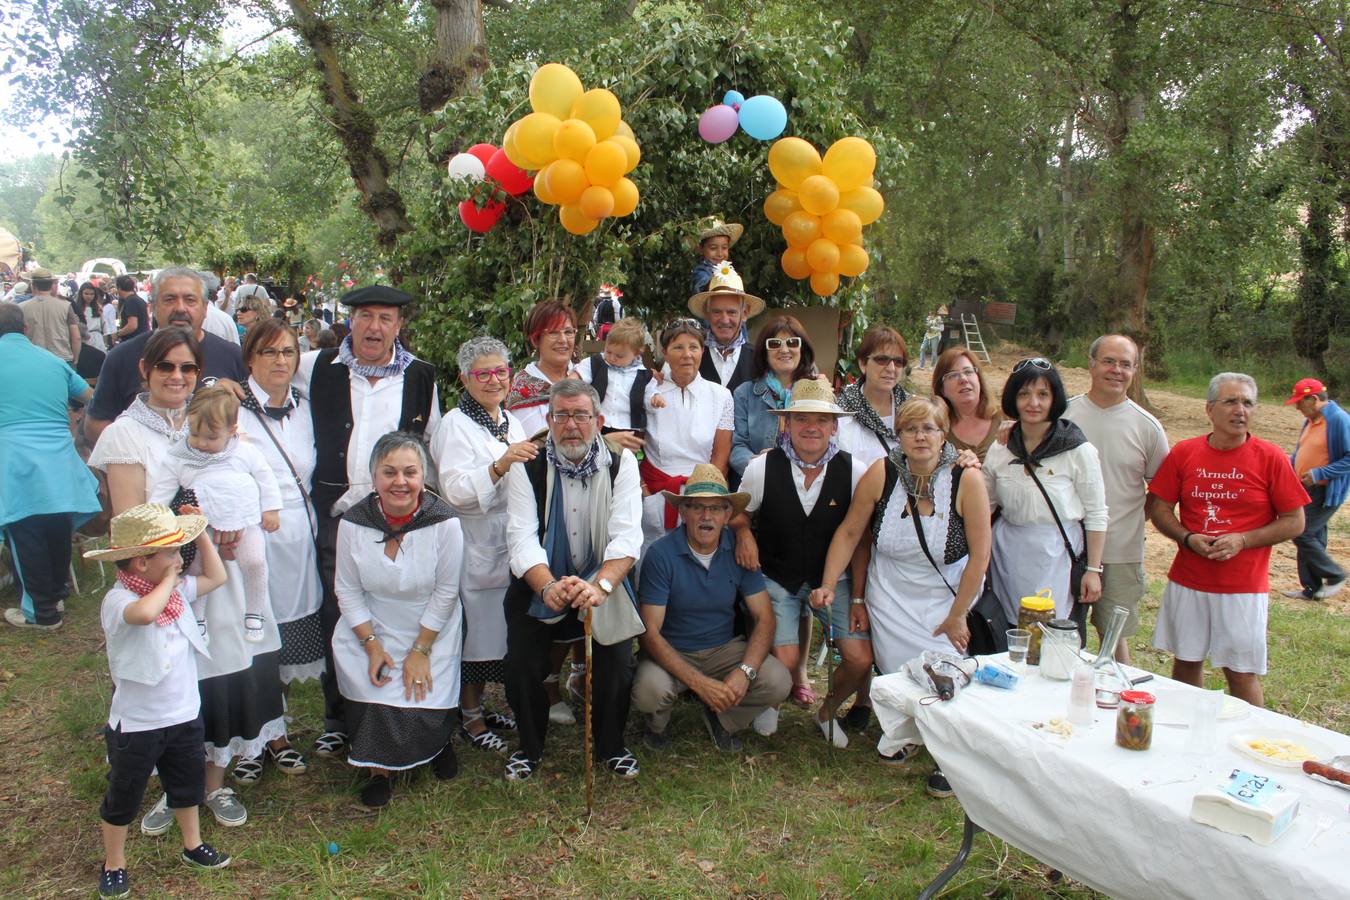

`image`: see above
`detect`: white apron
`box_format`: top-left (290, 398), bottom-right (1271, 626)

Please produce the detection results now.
top-left (988, 518), bottom-right (1083, 623)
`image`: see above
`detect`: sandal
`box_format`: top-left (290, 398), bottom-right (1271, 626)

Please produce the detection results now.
top-left (266, 744), bottom-right (308, 775)
top-left (313, 731), bottom-right (348, 758)
top-left (604, 749), bottom-right (641, 779)
top-left (788, 683), bottom-right (819, 707)
top-left (504, 751), bottom-right (538, 782)
top-left (463, 726), bottom-right (509, 755)
top-left (231, 754), bottom-right (264, 784)
top-left (484, 709), bottom-right (517, 731)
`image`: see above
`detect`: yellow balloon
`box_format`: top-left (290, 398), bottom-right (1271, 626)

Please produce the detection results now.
top-left (529, 63), bottom-right (584, 118)
top-left (806, 237), bottom-right (841, 274)
top-left (781, 210), bottom-right (822, 249)
top-left (798, 175), bottom-right (840, 216)
top-left (763, 189), bottom-right (800, 226)
top-left (822, 208), bottom-right (863, 245)
top-left (515, 113), bottom-right (562, 167)
top-left (559, 203), bottom-right (600, 235)
top-left (543, 158), bottom-right (587, 204)
top-left (838, 243), bottom-right (870, 277)
top-left (553, 118), bottom-right (597, 162)
top-left (609, 135), bottom-right (641, 173)
top-left (810, 270), bottom-right (840, 297)
top-left (611, 177), bottom-right (639, 217)
top-left (503, 122), bottom-right (534, 170)
top-left (584, 140), bottom-right (627, 188)
top-left (533, 168), bottom-right (560, 205)
top-left (579, 184), bottom-right (615, 219)
top-left (822, 136), bottom-right (876, 192)
top-left (768, 137), bottom-right (822, 190)
top-left (570, 88), bottom-right (622, 141)
top-left (838, 186), bottom-right (885, 225)
top-left (614, 120), bottom-right (635, 140)
top-left (781, 247), bottom-right (811, 280)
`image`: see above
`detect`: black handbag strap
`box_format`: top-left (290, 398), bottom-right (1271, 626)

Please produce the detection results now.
top-left (906, 492), bottom-right (958, 599)
top-left (1023, 463), bottom-right (1078, 558)
top-left (248, 406), bottom-right (318, 538)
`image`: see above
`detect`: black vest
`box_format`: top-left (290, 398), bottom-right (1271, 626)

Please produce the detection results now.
top-left (753, 447), bottom-right (854, 593)
top-left (308, 348), bottom-right (438, 514)
top-left (699, 345), bottom-right (755, 392)
top-left (588, 352), bottom-right (652, 431)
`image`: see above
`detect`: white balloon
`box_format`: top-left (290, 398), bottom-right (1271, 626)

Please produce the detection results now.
top-left (447, 152), bottom-right (486, 182)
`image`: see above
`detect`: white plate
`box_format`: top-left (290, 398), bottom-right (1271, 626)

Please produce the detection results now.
top-left (1229, 730), bottom-right (1335, 769)
top-left (1219, 697), bottom-right (1251, 721)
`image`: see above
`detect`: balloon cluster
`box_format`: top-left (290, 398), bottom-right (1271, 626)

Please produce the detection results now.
top-left (447, 142), bottom-right (535, 233)
top-left (500, 63), bottom-right (641, 236)
top-left (764, 136), bottom-right (884, 297)
top-left (698, 90), bottom-right (787, 143)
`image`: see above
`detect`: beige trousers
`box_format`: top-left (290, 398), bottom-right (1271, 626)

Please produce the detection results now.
top-left (631, 638), bottom-right (792, 734)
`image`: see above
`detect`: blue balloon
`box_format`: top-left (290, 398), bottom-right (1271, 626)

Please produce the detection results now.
top-left (722, 90), bottom-right (746, 108)
top-left (738, 95), bottom-right (787, 141)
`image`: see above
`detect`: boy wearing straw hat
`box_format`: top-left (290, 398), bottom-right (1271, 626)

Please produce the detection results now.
top-left (87, 503), bottom-right (231, 897)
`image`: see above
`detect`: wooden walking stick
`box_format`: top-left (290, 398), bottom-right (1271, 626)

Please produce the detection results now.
top-left (826, 619), bottom-right (836, 751)
top-left (583, 607), bottom-right (594, 817)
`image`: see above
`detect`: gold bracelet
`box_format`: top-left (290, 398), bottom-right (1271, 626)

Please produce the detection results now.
top-left (411, 642), bottom-right (432, 657)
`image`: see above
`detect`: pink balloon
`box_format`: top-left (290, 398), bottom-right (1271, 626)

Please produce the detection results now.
top-left (698, 104), bottom-right (739, 144)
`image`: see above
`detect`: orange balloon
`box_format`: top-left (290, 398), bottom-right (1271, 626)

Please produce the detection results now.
top-left (609, 135), bottom-right (641, 173)
top-left (584, 140), bottom-right (627, 187)
top-left (533, 169), bottom-right (560, 205)
top-left (838, 243), bottom-right (870, 277)
top-left (822, 136), bottom-right (876, 193)
top-left (515, 112), bottom-right (562, 167)
top-left (529, 63), bottom-right (584, 119)
top-left (553, 118), bottom-right (597, 162)
top-left (570, 88), bottom-right (622, 140)
top-left (781, 210), bottom-right (822, 249)
top-left (559, 203), bottom-right (600, 235)
top-left (810, 270), bottom-right (840, 297)
top-left (502, 122), bottom-right (534, 170)
top-left (838, 186), bottom-right (885, 225)
top-left (543, 158), bottom-right (587, 204)
top-left (822, 208), bottom-right (863, 245)
top-left (781, 247), bottom-right (811, 280)
top-left (610, 176), bottom-right (639, 217)
top-left (579, 184), bottom-right (615, 219)
top-left (614, 120), bottom-right (635, 140)
top-left (798, 174), bottom-right (840, 216)
top-left (806, 237), bottom-right (841, 274)
top-left (763, 189), bottom-right (800, 226)
top-left (768, 137), bottom-right (822, 190)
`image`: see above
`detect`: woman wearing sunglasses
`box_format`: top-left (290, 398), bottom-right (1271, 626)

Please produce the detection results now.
top-left (430, 337), bottom-right (535, 754)
top-left (836, 326), bottom-right (911, 468)
top-left (984, 357), bottom-right (1108, 624)
top-left (931, 348), bottom-right (1004, 462)
top-left (730, 315), bottom-right (819, 479)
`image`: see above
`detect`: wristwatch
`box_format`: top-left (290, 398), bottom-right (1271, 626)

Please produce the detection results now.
top-left (596, 577), bottom-right (614, 595)
top-left (738, 663), bottom-right (758, 682)
top-left (850, 597), bottom-right (866, 606)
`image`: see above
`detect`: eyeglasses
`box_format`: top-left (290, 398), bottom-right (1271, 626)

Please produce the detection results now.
top-left (899, 424), bottom-right (944, 437)
top-left (1093, 356), bottom-right (1135, 371)
top-left (151, 361), bottom-right (201, 376)
top-left (544, 328), bottom-right (578, 340)
top-left (765, 337), bottom-right (803, 350)
top-left (256, 347), bottom-right (299, 360)
top-left (1013, 357), bottom-right (1053, 373)
top-left (869, 354), bottom-right (905, 368)
top-left (549, 411), bottom-right (594, 424)
top-left (467, 366), bottom-right (512, 383)
top-left (941, 367), bottom-right (979, 383)
top-left (683, 501), bottom-right (730, 515)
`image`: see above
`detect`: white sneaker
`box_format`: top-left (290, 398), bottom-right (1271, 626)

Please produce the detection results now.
top-left (816, 711), bottom-right (848, 748)
top-left (1315, 579), bottom-right (1345, 600)
top-left (548, 701), bottom-right (575, 725)
top-left (139, 793), bottom-right (174, 836)
top-left (751, 706), bottom-right (779, 737)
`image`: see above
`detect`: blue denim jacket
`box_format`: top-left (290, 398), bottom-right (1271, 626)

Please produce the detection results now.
top-left (732, 377), bottom-right (785, 476)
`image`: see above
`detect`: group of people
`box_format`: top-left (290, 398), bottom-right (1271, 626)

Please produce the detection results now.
top-left (0, 220), bottom-right (1345, 897)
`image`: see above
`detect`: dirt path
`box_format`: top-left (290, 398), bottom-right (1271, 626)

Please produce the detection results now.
top-left (911, 344), bottom-right (1349, 614)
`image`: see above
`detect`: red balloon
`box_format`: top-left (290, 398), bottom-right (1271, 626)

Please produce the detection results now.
top-left (467, 143), bottom-right (497, 166)
top-left (459, 198), bottom-right (505, 233)
top-left (485, 148), bottom-right (535, 196)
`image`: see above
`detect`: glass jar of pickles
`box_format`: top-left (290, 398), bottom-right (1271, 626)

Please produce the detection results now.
top-left (1017, 589), bottom-right (1055, 665)
top-left (1115, 691), bottom-right (1155, 751)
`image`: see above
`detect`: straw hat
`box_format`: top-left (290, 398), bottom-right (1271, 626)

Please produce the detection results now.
top-left (770, 378), bottom-right (850, 417)
top-left (84, 503), bottom-right (208, 561)
top-left (687, 218), bottom-right (744, 253)
top-left (661, 463), bottom-right (751, 517)
top-left (687, 263), bottom-right (766, 320)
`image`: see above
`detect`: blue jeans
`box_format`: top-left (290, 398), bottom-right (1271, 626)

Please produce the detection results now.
top-left (917, 335), bottom-right (940, 368)
top-left (764, 575), bottom-right (866, 645)
top-left (1295, 484), bottom-right (1345, 591)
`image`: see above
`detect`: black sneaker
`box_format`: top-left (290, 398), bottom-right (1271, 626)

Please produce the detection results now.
top-left (926, 767), bottom-right (954, 799)
top-left (701, 704), bottom-right (742, 752)
top-left (604, 748), bottom-right (640, 779)
top-left (181, 842), bottom-right (231, 869)
top-left (313, 731), bottom-right (348, 758)
top-left (432, 744), bottom-right (459, 780)
top-left (843, 704), bottom-right (872, 732)
top-left (359, 774), bottom-right (392, 808)
top-left (642, 727), bottom-right (671, 752)
top-left (504, 750), bottom-right (538, 782)
top-left (878, 743), bottom-right (921, 767)
top-left (99, 867), bottom-right (130, 898)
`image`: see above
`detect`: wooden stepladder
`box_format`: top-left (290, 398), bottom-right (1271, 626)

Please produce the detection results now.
top-left (960, 313), bottom-right (991, 364)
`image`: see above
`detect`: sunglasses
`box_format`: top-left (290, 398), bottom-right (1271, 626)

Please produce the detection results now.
top-left (869, 354), bottom-right (905, 368)
top-left (1013, 357), bottom-right (1053, 373)
top-left (151, 361), bottom-right (201, 376)
top-left (466, 366), bottom-right (512, 383)
top-left (765, 337), bottom-right (802, 350)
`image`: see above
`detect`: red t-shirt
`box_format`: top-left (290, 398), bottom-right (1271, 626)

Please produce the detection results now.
top-left (1149, 434), bottom-right (1309, 593)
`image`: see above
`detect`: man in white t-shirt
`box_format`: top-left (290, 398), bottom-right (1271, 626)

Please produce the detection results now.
top-left (1064, 334), bottom-right (1170, 663)
top-left (216, 275), bottom-right (238, 316)
top-left (232, 273), bottom-right (270, 310)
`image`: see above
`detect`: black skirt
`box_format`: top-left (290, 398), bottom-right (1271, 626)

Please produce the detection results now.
top-left (278, 611), bottom-right (325, 682)
top-left (345, 701), bottom-right (454, 771)
top-left (462, 658), bottom-right (506, 685)
top-left (198, 649), bottom-right (286, 762)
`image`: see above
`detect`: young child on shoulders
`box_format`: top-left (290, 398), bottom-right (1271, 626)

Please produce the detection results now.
top-left (88, 503), bottom-right (231, 898)
top-left (690, 219), bottom-right (744, 295)
top-left (575, 318), bottom-right (665, 449)
top-left (148, 385), bottom-right (282, 643)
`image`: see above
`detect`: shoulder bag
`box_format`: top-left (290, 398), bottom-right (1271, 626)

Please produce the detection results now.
top-left (1022, 464), bottom-right (1089, 644)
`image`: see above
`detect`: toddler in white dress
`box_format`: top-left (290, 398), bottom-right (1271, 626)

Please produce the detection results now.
top-left (149, 385), bottom-right (283, 642)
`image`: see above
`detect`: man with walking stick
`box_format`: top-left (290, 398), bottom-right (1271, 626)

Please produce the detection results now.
top-left (503, 380), bottom-right (643, 783)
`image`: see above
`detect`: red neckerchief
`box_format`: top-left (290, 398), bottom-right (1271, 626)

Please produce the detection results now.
top-left (116, 569), bottom-right (183, 627)
top-left (379, 497), bottom-right (420, 532)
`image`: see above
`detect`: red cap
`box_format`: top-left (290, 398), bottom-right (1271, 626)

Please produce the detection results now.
top-left (1119, 690), bottom-right (1155, 705)
top-left (1285, 378), bottom-right (1326, 405)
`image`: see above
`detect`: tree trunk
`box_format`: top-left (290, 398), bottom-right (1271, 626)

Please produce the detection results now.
top-left (419, 0), bottom-right (489, 115)
top-left (1059, 109), bottom-right (1075, 274)
top-left (1294, 116), bottom-right (1336, 380)
top-left (288, 0), bottom-right (412, 247)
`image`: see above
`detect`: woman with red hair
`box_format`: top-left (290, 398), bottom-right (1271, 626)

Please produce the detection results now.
top-left (506, 300), bottom-right (577, 437)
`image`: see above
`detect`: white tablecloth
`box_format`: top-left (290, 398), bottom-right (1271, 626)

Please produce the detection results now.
top-left (872, 657), bottom-right (1350, 900)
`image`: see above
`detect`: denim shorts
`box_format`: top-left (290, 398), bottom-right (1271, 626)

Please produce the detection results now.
top-left (764, 575), bottom-right (867, 645)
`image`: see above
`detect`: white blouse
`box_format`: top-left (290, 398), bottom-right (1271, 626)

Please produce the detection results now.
top-left (88, 408), bottom-right (183, 493)
top-left (643, 374), bottom-right (734, 477)
top-left (834, 412), bottom-right (894, 470)
top-left (235, 378), bottom-right (317, 512)
top-left (984, 439), bottom-right (1109, 531)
